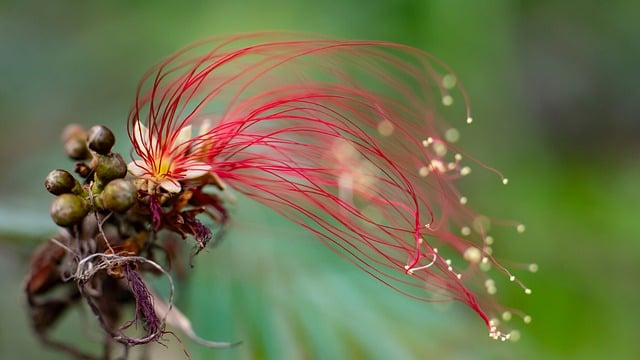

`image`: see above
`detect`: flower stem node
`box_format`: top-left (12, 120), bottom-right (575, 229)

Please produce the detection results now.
top-left (45, 169), bottom-right (80, 195)
top-left (87, 125), bottom-right (116, 155)
top-left (101, 179), bottom-right (138, 213)
top-left (50, 193), bottom-right (90, 227)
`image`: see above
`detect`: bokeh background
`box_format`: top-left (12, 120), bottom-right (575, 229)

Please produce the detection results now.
top-left (1, 1), bottom-right (638, 359)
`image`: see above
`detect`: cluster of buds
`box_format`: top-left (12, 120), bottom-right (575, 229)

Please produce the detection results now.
top-left (47, 125), bottom-right (131, 225)
top-left (25, 124), bottom-right (235, 360)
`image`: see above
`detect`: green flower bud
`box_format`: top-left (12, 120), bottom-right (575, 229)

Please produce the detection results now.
top-left (94, 153), bottom-right (127, 183)
top-left (102, 179), bottom-right (138, 213)
top-left (44, 169), bottom-right (79, 195)
top-left (87, 125), bottom-right (115, 155)
top-left (50, 194), bottom-right (89, 227)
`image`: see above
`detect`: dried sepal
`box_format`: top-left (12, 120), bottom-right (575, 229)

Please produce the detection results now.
top-left (24, 236), bottom-right (68, 296)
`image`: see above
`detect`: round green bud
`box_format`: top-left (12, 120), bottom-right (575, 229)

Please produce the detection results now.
top-left (101, 179), bottom-right (137, 213)
top-left (45, 169), bottom-right (78, 195)
top-left (50, 194), bottom-right (89, 227)
top-left (94, 153), bottom-right (127, 183)
top-left (87, 125), bottom-right (115, 155)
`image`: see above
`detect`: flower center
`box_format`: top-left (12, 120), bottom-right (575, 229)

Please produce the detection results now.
top-left (155, 157), bottom-right (174, 179)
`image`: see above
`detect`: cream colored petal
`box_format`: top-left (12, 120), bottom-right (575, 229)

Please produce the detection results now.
top-left (128, 160), bottom-right (149, 176)
top-left (159, 178), bottom-right (182, 193)
top-left (175, 125), bottom-right (193, 146)
top-left (191, 120), bottom-right (214, 155)
top-left (134, 120), bottom-right (156, 150)
top-left (184, 168), bottom-right (210, 179)
top-left (198, 119), bottom-right (213, 135)
top-left (133, 121), bottom-right (148, 142)
top-left (133, 120), bottom-right (148, 138)
top-left (182, 161), bottom-right (212, 176)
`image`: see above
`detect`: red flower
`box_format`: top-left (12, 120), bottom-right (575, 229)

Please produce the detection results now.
top-left (128, 32), bottom-right (530, 340)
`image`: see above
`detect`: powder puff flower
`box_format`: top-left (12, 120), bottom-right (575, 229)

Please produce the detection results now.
top-left (127, 32), bottom-right (531, 340)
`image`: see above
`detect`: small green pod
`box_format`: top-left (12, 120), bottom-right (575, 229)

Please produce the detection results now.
top-left (101, 179), bottom-right (138, 213)
top-left (44, 169), bottom-right (79, 195)
top-left (94, 153), bottom-right (128, 184)
top-left (50, 194), bottom-right (89, 227)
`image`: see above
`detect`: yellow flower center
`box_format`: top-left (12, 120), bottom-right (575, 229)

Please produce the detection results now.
top-left (155, 157), bottom-right (174, 178)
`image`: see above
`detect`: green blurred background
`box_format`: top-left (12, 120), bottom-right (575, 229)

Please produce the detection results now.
top-left (1, 0), bottom-right (638, 359)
